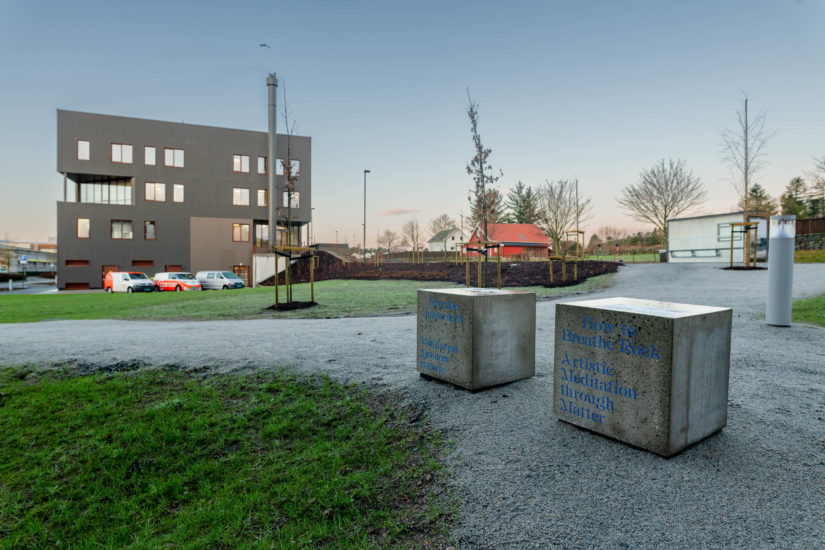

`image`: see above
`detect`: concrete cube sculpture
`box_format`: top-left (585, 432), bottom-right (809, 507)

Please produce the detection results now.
top-left (553, 297), bottom-right (732, 457)
top-left (417, 288), bottom-right (536, 391)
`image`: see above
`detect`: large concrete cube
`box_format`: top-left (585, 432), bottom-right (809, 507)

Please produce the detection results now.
top-left (417, 288), bottom-right (536, 391)
top-left (553, 297), bottom-right (732, 457)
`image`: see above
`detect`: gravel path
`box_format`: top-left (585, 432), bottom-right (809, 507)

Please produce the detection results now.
top-left (2, 263), bottom-right (824, 549)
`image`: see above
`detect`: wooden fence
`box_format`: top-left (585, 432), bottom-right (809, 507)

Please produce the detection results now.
top-left (797, 217), bottom-right (825, 235)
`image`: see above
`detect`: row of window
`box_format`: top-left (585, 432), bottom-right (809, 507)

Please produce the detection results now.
top-left (145, 182), bottom-right (185, 203)
top-left (77, 140), bottom-right (185, 168)
top-left (76, 139), bottom-right (301, 176)
top-left (76, 179), bottom-right (299, 208)
top-left (76, 218), bottom-right (253, 243)
top-left (76, 218), bottom-right (155, 240)
top-left (231, 188), bottom-right (300, 208)
top-left (232, 154), bottom-right (300, 176)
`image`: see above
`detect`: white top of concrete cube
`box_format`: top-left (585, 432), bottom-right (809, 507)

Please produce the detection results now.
top-left (422, 288), bottom-right (532, 297)
top-left (563, 297), bottom-right (730, 318)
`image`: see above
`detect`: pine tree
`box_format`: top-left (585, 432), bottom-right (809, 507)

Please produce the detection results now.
top-left (737, 183), bottom-right (777, 215)
top-left (780, 177), bottom-right (809, 218)
top-left (503, 181), bottom-right (538, 224)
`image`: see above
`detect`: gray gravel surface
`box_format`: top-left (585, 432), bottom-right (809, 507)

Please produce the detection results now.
top-left (2, 263), bottom-right (824, 549)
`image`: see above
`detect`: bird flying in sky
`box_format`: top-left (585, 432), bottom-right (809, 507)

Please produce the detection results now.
top-left (260, 43), bottom-right (271, 48)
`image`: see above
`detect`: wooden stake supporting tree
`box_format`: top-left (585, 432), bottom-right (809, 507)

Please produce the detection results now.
top-left (729, 222), bottom-right (759, 268)
top-left (463, 241), bottom-right (501, 289)
top-left (273, 245), bottom-right (316, 308)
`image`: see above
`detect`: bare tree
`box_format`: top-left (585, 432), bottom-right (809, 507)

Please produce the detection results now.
top-left (466, 89), bottom-right (502, 286)
top-left (428, 213), bottom-right (456, 259)
top-left (596, 225), bottom-right (623, 242)
top-left (721, 97), bottom-right (772, 255)
top-left (278, 81), bottom-right (301, 303)
top-left (571, 179), bottom-right (592, 256)
top-left (806, 156), bottom-right (825, 218)
top-left (401, 217), bottom-right (423, 251)
top-left (535, 179), bottom-right (577, 254)
top-left (378, 229), bottom-right (400, 254)
top-left (617, 158), bottom-right (707, 249)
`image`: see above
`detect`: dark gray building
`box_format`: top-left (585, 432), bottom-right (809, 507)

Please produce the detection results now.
top-left (56, 110), bottom-right (311, 289)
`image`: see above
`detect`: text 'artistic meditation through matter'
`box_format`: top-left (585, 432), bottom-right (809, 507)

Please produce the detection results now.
top-left (419, 296), bottom-right (462, 375)
top-left (558, 315), bottom-right (658, 423)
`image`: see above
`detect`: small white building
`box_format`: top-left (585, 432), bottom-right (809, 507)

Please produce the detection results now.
top-left (667, 211), bottom-right (768, 263)
top-left (428, 228), bottom-right (464, 252)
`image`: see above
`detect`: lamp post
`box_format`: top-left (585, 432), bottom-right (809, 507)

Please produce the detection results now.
top-left (310, 207), bottom-right (315, 244)
top-left (363, 169), bottom-right (370, 262)
top-left (335, 229), bottom-right (338, 244)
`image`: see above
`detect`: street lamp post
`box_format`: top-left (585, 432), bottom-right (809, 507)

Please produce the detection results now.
top-left (335, 229), bottom-right (338, 244)
top-left (363, 170), bottom-right (370, 262)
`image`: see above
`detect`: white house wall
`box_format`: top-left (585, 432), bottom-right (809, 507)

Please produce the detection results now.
top-left (667, 213), bottom-right (745, 263)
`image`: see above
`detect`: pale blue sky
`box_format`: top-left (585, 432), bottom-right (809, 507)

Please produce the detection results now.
top-left (1, 0), bottom-right (823, 245)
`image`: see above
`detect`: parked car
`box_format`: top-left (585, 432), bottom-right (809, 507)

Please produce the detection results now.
top-left (153, 272), bottom-right (202, 292)
top-left (104, 271), bottom-right (154, 293)
top-left (196, 270), bottom-right (246, 290)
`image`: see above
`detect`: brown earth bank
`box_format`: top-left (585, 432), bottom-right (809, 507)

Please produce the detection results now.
top-left (261, 251), bottom-right (619, 288)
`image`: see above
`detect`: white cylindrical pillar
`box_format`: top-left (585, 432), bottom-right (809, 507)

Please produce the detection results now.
top-left (766, 215), bottom-right (796, 326)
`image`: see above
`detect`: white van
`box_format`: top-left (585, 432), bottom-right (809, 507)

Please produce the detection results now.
top-left (152, 272), bottom-right (202, 292)
top-left (104, 271), bottom-right (154, 293)
top-left (195, 271), bottom-right (245, 290)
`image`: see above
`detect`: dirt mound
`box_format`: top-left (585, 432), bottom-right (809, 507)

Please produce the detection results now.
top-left (260, 251), bottom-right (618, 288)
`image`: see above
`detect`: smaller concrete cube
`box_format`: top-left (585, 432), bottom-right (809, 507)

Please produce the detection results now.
top-left (417, 288), bottom-right (536, 391)
top-left (553, 297), bottom-right (732, 457)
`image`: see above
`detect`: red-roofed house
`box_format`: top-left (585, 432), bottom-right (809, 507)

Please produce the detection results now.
top-left (465, 223), bottom-right (551, 259)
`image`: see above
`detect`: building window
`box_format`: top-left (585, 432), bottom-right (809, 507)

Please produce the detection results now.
top-left (257, 189), bottom-right (267, 207)
top-left (144, 221), bottom-right (157, 240)
top-left (132, 260), bottom-right (154, 268)
top-left (77, 140), bottom-right (90, 161)
top-left (233, 154), bottom-right (250, 173)
top-left (232, 223), bottom-right (250, 242)
top-left (173, 184), bottom-right (184, 203)
top-left (77, 218), bottom-right (90, 239)
top-left (276, 159), bottom-right (301, 176)
top-left (255, 224), bottom-right (269, 248)
top-left (78, 179), bottom-right (133, 205)
top-left (111, 143), bottom-right (133, 164)
top-left (233, 187), bottom-right (250, 206)
top-left (257, 156), bottom-right (267, 174)
top-left (283, 191), bottom-right (300, 209)
top-left (145, 182), bottom-right (166, 202)
top-left (65, 259), bottom-right (89, 267)
top-left (164, 148), bottom-right (184, 168)
top-left (145, 146), bottom-right (156, 166)
top-left (111, 220), bottom-right (133, 240)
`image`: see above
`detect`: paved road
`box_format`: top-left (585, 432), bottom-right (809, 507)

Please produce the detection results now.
top-left (2, 263), bottom-right (824, 549)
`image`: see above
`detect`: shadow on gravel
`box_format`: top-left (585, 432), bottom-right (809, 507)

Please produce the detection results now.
top-left (265, 301), bottom-right (318, 312)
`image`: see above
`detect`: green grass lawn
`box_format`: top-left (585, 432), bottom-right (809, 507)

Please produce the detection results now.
top-left (0, 275), bottom-right (615, 323)
top-left (0, 368), bottom-right (447, 549)
top-left (795, 249), bottom-right (825, 263)
top-left (793, 293), bottom-right (825, 327)
top-left (580, 253), bottom-right (659, 263)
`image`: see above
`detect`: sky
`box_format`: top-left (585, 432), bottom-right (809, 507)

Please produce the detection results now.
top-left (1, 0), bottom-right (824, 247)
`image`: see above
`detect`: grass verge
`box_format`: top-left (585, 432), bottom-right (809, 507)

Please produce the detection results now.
top-left (0, 368), bottom-right (447, 549)
top-left (792, 293), bottom-right (825, 327)
top-left (0, 274), bottom-right (614, 323)
top-left (795, 249), bottom-right (825, 263)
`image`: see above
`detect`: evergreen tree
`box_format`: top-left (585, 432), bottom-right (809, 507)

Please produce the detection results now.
top-left (503, 181), bottom-right (538, 224)
top-left (737, 183), bottom-right (777, 215)
top-left (780, 177), bottom-right (809, 217)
